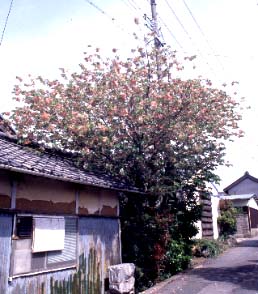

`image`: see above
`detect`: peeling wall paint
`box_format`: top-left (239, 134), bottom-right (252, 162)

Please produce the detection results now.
top-left (0, 167), bottom-right (122, 293)
top-left (79, 186), bottom-right (119, 217)
top-left (0, 171), bottom-right (119, 217)
top-left (0, 170), bottom-right (12, 209)
top-left (0, 194), bottom-right (11, 208)
top-left (79, 186), bottom-right (101, 215)
top-left (16, 198), bottom-right (76, 214)
top-left (100, 190), bottom-right (119, 217)
top-left (16, 175), bottom-right (76, 214)
top-left (0, 170), bottom-right (11, 195)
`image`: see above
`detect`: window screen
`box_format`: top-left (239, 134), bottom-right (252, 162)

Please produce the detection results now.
top-left (47, 217), bottom-right (77, 268)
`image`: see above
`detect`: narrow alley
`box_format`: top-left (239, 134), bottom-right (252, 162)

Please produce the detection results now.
top-left (143, 237), bottom-right (258, 294)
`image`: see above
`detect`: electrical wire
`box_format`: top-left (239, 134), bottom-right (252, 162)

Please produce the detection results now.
top-left (129, 0), bottom-right (146, 13)
top-left (158, 16), bottom-right (184, 50)
top-left (119, 0), bottom-right (149, 37)
top-left (0, 0), bottom-right (14, 47)
top-left (84, 0), bottom-right (131, 36)
top-left (164, 0), bottom-right (217, 76)
top-left (126, 0), bottom-right (139, 11)
top-left (120, 0), bottom-right (137, 13)
top-left (84, 0), bottom-right (114, 21)
top-left (181, 0), bottom-right (224, 70)
top-left (120, 0), bottom-right (145, 23)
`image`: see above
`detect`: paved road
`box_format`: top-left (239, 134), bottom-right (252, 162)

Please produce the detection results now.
top-left (143, 237), bottom-right (258, 294)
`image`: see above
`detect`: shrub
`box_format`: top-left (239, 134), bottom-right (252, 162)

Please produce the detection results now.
top-left (192, 239), bottom-right (221, 258)
top-left (161, 239), bottom-right (192, 279)
top-left (218, 200), bottom-right (237, 237)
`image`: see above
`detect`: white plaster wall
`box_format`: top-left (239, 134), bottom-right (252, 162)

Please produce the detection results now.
top-left (232, 199), bottom-right (249, 207)
top-left (211, 195), bottom-right (220, 239)
top-left (247, 198), bottom-right (258, 210)
top-left (194, 220), bottom-right (202, 239)
top-left (230, 198), bottom-right (258, 209)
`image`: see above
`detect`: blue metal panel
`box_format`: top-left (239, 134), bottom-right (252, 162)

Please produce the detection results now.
top-left (0, 214), bottom-right (12, 294)
top-left (4, 216), bottom-right (121, 294)
top-left (78, 217), bottom-right (121, 294)
top-left (47, 217), bottom-right (77, 265)
top-left (8, 268), bottom-right (76, 294)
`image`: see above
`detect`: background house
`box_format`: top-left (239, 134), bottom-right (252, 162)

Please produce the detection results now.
top-left (221, 171), bottom-right (258, 237)
top-left (220, 194), bottom-right (258, 237)
top-left (224, 171), bottom-right (258, 196)
top-left (199, 172), bottom-right (258, 240)
top-left (0, 129), bottom-right (137, 294)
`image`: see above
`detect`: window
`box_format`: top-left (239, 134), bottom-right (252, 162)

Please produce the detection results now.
top-left (16, 216), bottom-right (33, 238)
top-left (10, 215), bottom-right (77, 277)
top-left (32, 217), bottom-right (65, 253)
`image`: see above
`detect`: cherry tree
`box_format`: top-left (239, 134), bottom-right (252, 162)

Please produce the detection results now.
top-left (7, 45), bottom-right (242, 288)
top-left (9, 46), bottom-right (241, 190)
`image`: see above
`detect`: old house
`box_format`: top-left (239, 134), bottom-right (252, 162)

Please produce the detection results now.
top-left (220, 172), bottom-right (258, 237)
top-left (223, 171), bottom-right (258, 196)
top-left (0, 128), bottom-right (137, 294)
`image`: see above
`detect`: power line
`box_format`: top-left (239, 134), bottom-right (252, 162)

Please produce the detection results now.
top-left (181, 0), bottom-right (212, 46)
top-left (164, 0), bottom-right (195, 42)
top-left (129, 0), bottom-right (146, 13)
top-left (119, 0), bottom-right (146, 25)
top-left (0, 0), bottom-right (14, 47)
top-left (126, 0), bottom-right (140, 11)
top-left (85, 0), bottom-right (148, 48)
top-left (181, 0), bottom-right (224, 71)
top-left (84, 0), bottom-right (131, 37)
top-left (120, 0), bottom-right (137, 12)
top-left (159, 17), bottom-right (220, 57)
top-left (158, 16), bottom-right (183, 50)
top-left (164, 0), bottom-right (217, 76)
top-left (84, 0), bottom-right (114, 21)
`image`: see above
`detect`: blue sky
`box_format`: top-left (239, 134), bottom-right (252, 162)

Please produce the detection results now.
top-left (0, 0), bottom-right (258, 190)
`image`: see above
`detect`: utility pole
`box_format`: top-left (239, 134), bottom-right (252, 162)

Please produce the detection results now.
top-left (150, 0), bottom-right (163, 49)
top-left (150, 0), bottom-right (163, 78)
top-left (150, 0), bottom-right (159, 48)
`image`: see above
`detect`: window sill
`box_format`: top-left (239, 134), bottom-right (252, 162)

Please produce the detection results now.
top-left (9, 264), bottom-right (77, 281)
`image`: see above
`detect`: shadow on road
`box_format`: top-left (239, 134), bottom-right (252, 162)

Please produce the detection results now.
top-left (236, 239), bottom-right (258, 247)
top-left (189, 263), bottom-right (258, 291)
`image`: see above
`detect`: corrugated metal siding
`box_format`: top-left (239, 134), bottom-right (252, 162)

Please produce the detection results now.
top-left (47, 217), bottom-right (77, 264)
top-left (78, 217), bottom-right (121, 294)
top-left (8, 268), bottom-right (76, 294)
top-left (4, 216), bottom-right (121, 294)
top-left (0, 214), bottom-right (12, 294)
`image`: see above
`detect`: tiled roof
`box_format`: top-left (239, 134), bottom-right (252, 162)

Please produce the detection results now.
top-left (223, 171), bottom-right (258, 193)
top-left (0, 133), bottom-right (138, 192)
